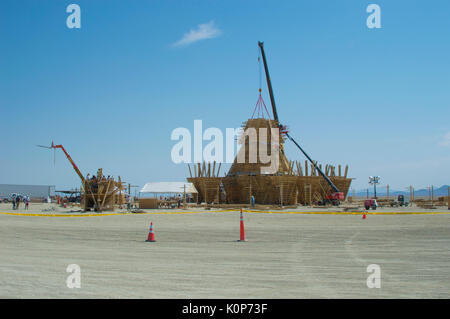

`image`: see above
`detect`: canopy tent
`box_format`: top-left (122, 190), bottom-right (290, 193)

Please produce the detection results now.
top-left (140, 182), bottom-right (198, 194)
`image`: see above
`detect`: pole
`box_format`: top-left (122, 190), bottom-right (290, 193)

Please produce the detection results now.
top-left (249, 179), bottom-right (252, 205)
top-left (280, 183), bottom-right (283, 207)
top-left (217, 184), bottom-right (220, 204)
top-left (387, 184), bottom-right (389, 201)
top-left (431, 185), bottom-right (434, 205)
top-left (448, 186), bottom-right (449, 210)
top-left (409, 185), bottom-right (412, 203)
top-left (183, 184), bottom-right (186, 209)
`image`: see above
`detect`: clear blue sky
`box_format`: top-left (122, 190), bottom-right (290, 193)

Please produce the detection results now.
top-left (1, 0), bottom-right (449, 192)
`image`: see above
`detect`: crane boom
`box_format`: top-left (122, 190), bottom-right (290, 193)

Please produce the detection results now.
top-left (285, 132), bottom-right (340, 193)
top-left (39, 141), bottom-right (100, 209)
top-left (258, 41), bottom-right (279, 123)
top-left (257, 41), bottom-right (343, 201)
top-left (50, 142), bottom-right (86, 183)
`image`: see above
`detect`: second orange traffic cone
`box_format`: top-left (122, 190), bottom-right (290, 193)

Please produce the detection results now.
top-left (238, 209), bottom-right (246, 242)
top-left (146, 222), bottom-right (156, 242)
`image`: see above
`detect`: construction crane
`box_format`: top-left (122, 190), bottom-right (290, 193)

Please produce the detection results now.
top-left (258, 41), bottom-right (344, 205)
top-left (37, 141), bottom-right (100, 210)
top-left (38, 141), bottom-right (88, 185)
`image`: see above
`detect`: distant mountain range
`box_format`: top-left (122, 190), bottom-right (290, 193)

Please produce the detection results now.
top-left (352, 185), bottom-right (449, 198)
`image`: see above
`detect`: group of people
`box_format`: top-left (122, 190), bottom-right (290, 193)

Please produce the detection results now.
top-left (12, 195), bottom-right (30, 210)
top-left (86, 173), bottom-right (114, 183)
top-left (86, 173), bottom-right (114, 191)
top-left (157, 194), bottom-right (194, 208)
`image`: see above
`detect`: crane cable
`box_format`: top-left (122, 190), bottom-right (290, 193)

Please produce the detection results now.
top-left (251, 52), bottom-right (271, 119)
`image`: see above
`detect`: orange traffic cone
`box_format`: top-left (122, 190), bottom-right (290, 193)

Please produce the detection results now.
top-left (238, 209), bottom-right (246, 242)
top-left (146, 222), bottom-right (156, 242)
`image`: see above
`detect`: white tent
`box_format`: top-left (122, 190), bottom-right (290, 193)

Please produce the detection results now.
top-left (140, 182), bottom-right (198, 194)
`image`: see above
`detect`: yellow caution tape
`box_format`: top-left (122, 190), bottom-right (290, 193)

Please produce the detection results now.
top-left (242, 210), bottom-right (450, 215)
top-left (0, 210), bottom-right (234, 217)
top-left (0, 209), bottom-right (448, 217)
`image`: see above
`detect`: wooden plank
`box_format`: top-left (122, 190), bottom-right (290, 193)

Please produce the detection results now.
top-left (188, 164), bottom-right (192, 178)
top-left (100, 179), bottom-right (113, 210)
top-left (217, 163), bottom-right (222, 177)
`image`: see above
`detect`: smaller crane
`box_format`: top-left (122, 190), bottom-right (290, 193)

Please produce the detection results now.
top-left (37, 141), bottom-right (109, 211)
top-left (37, 141), bottom-right (86, 183)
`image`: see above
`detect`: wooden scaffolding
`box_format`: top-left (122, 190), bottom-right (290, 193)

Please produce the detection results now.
top-left (81, 168), bottom-right (126, 211)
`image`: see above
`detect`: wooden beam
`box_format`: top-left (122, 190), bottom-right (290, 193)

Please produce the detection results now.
top-left (188, 164), bottom-right (192, 178)
top-left (100, 179), bottom-right (112, 211)
top-left (217, 163), bottom-right (222, 177)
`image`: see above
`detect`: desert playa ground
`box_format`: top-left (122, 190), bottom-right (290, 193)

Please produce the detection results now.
top-left (1, 202), bottom-right (449, 298)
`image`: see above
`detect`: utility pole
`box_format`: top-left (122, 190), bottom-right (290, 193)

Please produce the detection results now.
top-left (183, 184), bottom-right (186, 210)
top-left (448, 186), bottom-right (449, 210)
top-left (130, 185), bottom-right (139, 207)
top-left (369, 176), bottom-right (380, 199)
top-left (431, 185), bottom-right (434, 205)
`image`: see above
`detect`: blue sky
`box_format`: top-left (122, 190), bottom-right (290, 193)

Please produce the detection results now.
top-left (0, 0), bottom-right (449, 192)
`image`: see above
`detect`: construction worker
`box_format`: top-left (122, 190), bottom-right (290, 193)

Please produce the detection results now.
top-left (127, 195), bottom-right (131, 211)
top-left (15, 195), bottom-right (20, 210)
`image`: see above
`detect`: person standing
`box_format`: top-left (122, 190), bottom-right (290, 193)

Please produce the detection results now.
top-left (25, 195), bottom-right (30, 210)
top-left (15, 195), bottom-right (20, 210)
top-left (12, 196), bottom-right (16, 210)
top-left (127, 194), bottom-right (131, 211)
